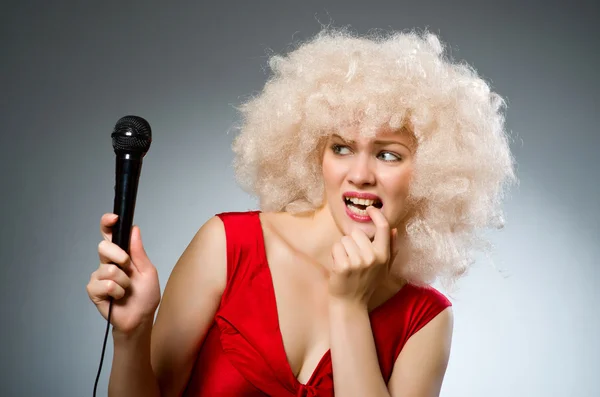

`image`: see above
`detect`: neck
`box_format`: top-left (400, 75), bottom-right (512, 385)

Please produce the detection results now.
top-left (287, 203), bottom-right (344, 272)
top-left (287, 203), bottom-right (410, 280)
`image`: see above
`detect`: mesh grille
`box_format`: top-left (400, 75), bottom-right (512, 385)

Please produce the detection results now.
top-left (111, 115), bottom-right (152, 152)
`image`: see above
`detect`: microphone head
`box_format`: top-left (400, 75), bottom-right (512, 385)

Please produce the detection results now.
top-left (111, 115), bottom-right (152, 156)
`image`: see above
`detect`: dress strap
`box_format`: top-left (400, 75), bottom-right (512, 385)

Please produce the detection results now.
top-left (370, 284), bottom-right (452, 381)
top-left (215, 211), bottom-right (265, 305)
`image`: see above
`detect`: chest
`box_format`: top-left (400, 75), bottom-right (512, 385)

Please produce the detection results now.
top-left (265, 242), bottom-right (398, 384)
top-left (267, 245), bottom-right (332, 383)
top-left (259, 213), bottom-right (404, 384)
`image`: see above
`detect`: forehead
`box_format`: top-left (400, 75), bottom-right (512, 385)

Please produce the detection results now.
top-left (331, 124), bottom-right (416, 147)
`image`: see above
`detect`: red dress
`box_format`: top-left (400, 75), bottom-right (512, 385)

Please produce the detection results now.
top-left (183, 211), bottom-right (451, 396)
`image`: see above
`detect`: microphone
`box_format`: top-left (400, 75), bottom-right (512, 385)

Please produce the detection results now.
top-left (110, 115), bottom-right (152, 254)
top-left (93, 115), bottom-right (152, 397)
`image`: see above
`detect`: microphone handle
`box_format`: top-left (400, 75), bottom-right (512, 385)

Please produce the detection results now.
top-left (112, 152), bottom-right (143, 256)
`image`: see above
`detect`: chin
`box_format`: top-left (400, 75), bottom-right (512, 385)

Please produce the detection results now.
top-left (354, 223), bottom-right (377, 240)
top-left (338, 209), bottom-right (377, 238)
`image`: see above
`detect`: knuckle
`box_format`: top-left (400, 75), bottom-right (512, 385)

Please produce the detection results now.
top-left (86, 286), bottom-right (97, 300)
top-left (350, 256), bottom-right (363, 267)
top-left (98, 240), bottom-right (113, 255)
top-left (105, 280), bottom-right (116, 291)
top-left (114, 286), bottom-right (125, 299)
top-left (88, 282), bottom-right (100, 297)
top-left (115, 252), bottom-right (129, 266)
top-left (106, 264), bottom-right (118, 276)
top-left (336, 265), bottom-right (347, 274)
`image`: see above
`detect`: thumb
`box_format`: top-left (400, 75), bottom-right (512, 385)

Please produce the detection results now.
top-left (129, 225), bottom-right (152, 273)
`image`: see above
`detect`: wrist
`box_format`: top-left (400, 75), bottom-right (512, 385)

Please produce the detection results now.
top-left (112, 318), bottom-right (154, 345)
top-left (328, 295), bottom-right (369, 315)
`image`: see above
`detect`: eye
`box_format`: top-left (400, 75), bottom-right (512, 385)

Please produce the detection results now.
top-left (378, 151), bottom-right (402, 162)
top-left (331, 144), bottom-right (351, 155)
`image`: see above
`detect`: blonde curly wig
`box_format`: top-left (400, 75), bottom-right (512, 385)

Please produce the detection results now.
top-left (231, 27), bottom-right (517, 289)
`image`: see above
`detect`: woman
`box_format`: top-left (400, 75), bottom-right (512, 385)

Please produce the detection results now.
top-left (87, 28), bottom-right (516, 396)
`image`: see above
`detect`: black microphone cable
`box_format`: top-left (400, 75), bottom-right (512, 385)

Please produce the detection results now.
top-left (93, 298), bottom-right (115, 397)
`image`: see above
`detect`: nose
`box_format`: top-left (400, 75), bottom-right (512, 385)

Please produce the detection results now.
top-left (347, 153), bottom-right (376, 186)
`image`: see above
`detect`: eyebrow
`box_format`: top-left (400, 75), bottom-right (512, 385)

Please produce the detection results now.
top-left (332, 134), bottom-right (412, 150)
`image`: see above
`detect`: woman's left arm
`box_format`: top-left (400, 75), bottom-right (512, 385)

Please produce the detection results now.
top-left (387, 307), bottom-right (453, 397)
top-left (329, 300), bottom-right (453, 397)
top-left (328, 206), bottom-right (454, 396)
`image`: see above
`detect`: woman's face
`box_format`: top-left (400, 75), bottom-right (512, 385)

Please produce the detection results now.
top-left (321, 125), bottom-right (415, 239)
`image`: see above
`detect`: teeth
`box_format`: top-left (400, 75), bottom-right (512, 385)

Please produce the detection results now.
top-left (347, 197), bottom-right (376, 206)
top-left (347, 204), bottom-right (369, 216)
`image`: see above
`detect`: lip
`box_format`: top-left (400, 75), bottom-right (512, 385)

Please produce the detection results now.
top-left (342, 191), bottom-right (382, 201)
top-left (344, 204), bottom-right (373, 223)
top-left (342, 191), bottom-right (383, 223)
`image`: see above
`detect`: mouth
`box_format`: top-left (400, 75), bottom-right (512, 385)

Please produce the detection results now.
top-left (343, 192), bottom-right (383, 217)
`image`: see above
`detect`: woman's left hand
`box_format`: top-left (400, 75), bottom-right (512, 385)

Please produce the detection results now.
top-left (328, 206), bottom-right (399, 307)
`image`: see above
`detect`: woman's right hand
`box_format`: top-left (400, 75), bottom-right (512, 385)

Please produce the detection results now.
top-left (87, 213), bottom-right (161, 336)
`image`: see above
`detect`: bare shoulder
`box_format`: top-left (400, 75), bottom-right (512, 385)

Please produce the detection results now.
top-left (150, 215), bottom-right (228, 396)
top-left (163, 215), bottom-right (228, 297)
top-left (388, 306), bottom-right (454, 396)
top-left (176, 215), bottom-right (228, 278)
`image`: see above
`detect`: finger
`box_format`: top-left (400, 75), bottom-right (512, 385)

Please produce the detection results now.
top-left (100, 213), bottom-right (119, 241)
top-left (365, 206), bottom-right (391, 256)
top-left (391, 228), bottom-right (399, 261)
top-left (93, 263), bottom-right (132, 290)
top-left (331, 242), bottom-right (350, 273)
top-left (128, 226), bottom-right (152, 274)
top-left (350, 228), bottom-right (376, 265)
top-left (98, 240), bottom-right (131, 271)
top-left (87, 279), bottom-right (126, 301)
top-left (340, 235), bottom-right (363, 268)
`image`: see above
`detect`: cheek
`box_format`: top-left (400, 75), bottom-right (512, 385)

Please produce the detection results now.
top-left (381, 169), bottom-right (412, 200)
top-left (321, 157), bottom-right (345, 189)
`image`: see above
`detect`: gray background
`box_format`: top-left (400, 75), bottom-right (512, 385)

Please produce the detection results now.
top-left (1, 1), bottom-right (598, 396)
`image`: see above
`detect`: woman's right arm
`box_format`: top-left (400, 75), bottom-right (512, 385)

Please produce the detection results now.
top-left (90, 215), bottom-right (227, 397)
top-left (147, 215), bottom-right (227, 396)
